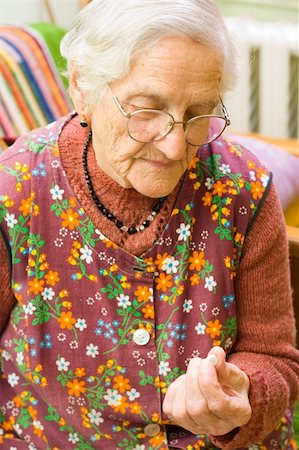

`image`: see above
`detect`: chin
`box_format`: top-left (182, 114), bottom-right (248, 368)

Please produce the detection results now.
top-left (133, 182), bottom-right (177, 199)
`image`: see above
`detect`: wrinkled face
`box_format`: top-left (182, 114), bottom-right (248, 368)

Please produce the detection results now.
top-left (77, 36), bottom-right (223, 198)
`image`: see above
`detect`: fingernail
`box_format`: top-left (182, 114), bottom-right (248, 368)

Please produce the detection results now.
top-left (206, 354), bottom-right (218, 366)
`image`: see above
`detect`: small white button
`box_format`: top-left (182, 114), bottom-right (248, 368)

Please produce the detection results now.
top-left (132, 329), bottom-right (150, 346)
top-left (144, 423), bottom-right (160, 437)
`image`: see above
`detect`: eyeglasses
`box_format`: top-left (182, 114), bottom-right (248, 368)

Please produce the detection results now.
top-left (106, 84), bottom-right (230, 146)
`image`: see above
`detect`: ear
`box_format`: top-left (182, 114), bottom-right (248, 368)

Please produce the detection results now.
top-left (69, 67), bottom-right (90, 120)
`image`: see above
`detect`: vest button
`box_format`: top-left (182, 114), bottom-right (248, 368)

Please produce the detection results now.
top-left (132, 328), bottom-right (150, 346)
top-left (144, 423), bottom-right (161, 437)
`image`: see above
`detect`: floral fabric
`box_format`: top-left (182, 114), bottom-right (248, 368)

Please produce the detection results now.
top-left (0, 114), bottom-right (295, 449)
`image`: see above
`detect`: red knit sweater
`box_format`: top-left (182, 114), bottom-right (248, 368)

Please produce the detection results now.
top-left (0, 116), bottom-right (298, 447)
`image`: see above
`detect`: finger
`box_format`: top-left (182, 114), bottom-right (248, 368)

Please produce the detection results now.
top-left (185, 357), bottom-right (230, 434)
top-left (162, 374), bottom-right (185, 418)
top-left (197, 358), bottom-right (251, 423)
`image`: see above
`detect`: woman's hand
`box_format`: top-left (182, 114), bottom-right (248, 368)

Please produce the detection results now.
top-left (162, 347), bottom-right (252, 436)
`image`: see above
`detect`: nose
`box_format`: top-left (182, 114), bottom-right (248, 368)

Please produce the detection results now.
top-left (156, 123), bottom-right (187, 161)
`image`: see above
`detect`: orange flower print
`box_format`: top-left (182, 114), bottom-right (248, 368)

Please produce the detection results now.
top-left (201, 191), bottom-right (212, 207)
top-left (57, 311), bottom-right (76, 330)
top-left (134, 285), bottom-right (152, 303)
top-left (60, 208), bottom-right (80, 230)
top-left (189, 251), bottom-right (206, 272)
top-left (149, 431), bottom-right (167, 447)
top-left (250, 180), bottom-right (264, 200)
top-left (142, 304), bottom-right (154, 319)
top-left (113, 375), bottom-right (131, 393)
top-left (155, 252), bottom-right (169, 270)
top-left (212, 180), bottom-right (227, 197)
top-left (45, 270), bottom-right (60, 286)
top-left (28, 277), bottom-right (45, 295)
top-left (75, 368), bottom-right (86, 377)
top-left (19, 197), bottom-right (31, 216)
top-left (155, 273), bottom-right (172, 292)
top-left (66, 379), bottom-right (86, 397)
top-left (206, 320), bottom-right (222, 339)
top-left (129, 402), bottom-right (142, 414)
top-left (190, 274), bottom-right (200, 286)
top-left (113, 396), bottom-right (129, 414)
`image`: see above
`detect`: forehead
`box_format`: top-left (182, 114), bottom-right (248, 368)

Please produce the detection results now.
top-left (112, 36), bottom-right (223, 104)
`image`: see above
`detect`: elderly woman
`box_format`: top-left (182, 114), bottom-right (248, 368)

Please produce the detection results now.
top-left (0, 1), bottom-right (298, 449)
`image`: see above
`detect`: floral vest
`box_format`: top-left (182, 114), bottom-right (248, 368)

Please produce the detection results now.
top-left (0, 114), bottom-right (295, 449)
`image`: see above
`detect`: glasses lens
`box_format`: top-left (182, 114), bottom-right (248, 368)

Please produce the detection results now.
top-left (186, 116), bottom-right (227, 146)
top-left (128, 110), bottom-right (172, 143)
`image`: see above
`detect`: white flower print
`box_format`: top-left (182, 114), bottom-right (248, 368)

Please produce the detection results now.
top-left (137, 358), bottom-right (146, 366)
top-left (260, 173), bottom-right (270, 187)
top-left (198, 242), bottom-right (206, 252)
top-left (95, 292), bottom-right (102, 301)
top-left (7, 373), bottom-right (20, 387)
top-left (249, 170), bottom-right (256, 181)
top-left (132, 350), bottom-right (140, 359)
top-left (204, 276), bottom-right (217, 291)
top-left (54, 238), bottom-right (63, 248)
top-left (59, 227), bottom-right (68, 237)
top-left (133, 445), bottom-right (146, 450)
top-left (77, 397), bottom-right (86, 406)
top-left (86, 297), bottom-right (95, 306)
top-left (178, 346), bottom-right (185, 355)
top-left (195, 322), bottom-right (206, 335)
top-left (191, 350), bottom-right (201, 358)
top-left (148, 288), bottom-right (153, 303)
top-left (13, 423), bottom-right (22, 435)
top-left (70, 230), bottom-right (80, 240)
top-left (51, 160), bottom-right (60, 169)
top-left (201, 230), bottom-right (209, 239)
top-left (158, 361), bottom-right (171, 376)
top-left (75, 318), bottom-right (87, 332)
top-left (68, 433), bottom-right (80, 444)
top-left (16, 352), bottom-right (24, 365)
top-left (176, 223), bottom-right (191, 241)
top-left (87, 409), bottom-right (104, 425)
top-left (2, 350), bottom-right (12, 361)
top-left (80, 245), bottom-right (93, 264)
top-left (211, 307), bottom-right (220, 316)
top-left (117, 294), bottom-right (131, 309)
top-left (50, 184), bottom-right (64, 200)
top-left (5, 213), bottom-right (18, 229)
top-left (41, 287), bottom-right (55, 301)
top-left (205, 177), bottom-right (214, 190)
top-left (127, 388), bottom-right (141, 401)
top-left (32, 420), bottom-right (44, 431)
top-left (239, 206), bottom-right (248, 216)
top-left (23, 302), bottom-right (36, 315)
top-left (57, 333), bottom-right (66, 342)
top-left (219, 163), bottom-right (231, 175)
top-left (56, 357), bottom-right (70, 372)
top-left (199, 302), bottom-right (207, 312)
top-left (165, 237), bottom-right (173, 246)
top-left (183, 299), bottom-right (193, 313)
top-left (162, 256), bottom-right (179, 274)
top-left (66, 406), bottom-right (75, 415)
top-left (225, 337), bottom-right (233, 349)
top-left (104, 389), bottom-right (122, 407)
top-left (101, 307), bottom-right (108, 316)
top-left (86, 343), bottom-right (99, 358)
top-left (11, 408), bottom-right (19, 417)
top-left (147, 351), bottom-right (156, 360)
top-left (69, 340), bottom-right (79, 350)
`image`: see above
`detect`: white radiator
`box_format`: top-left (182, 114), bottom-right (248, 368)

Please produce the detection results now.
top-left (224, 18), bottom-right (299, 139)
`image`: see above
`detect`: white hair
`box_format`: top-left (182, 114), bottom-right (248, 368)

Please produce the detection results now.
top-left (60, 0), bottom-right (237, 107)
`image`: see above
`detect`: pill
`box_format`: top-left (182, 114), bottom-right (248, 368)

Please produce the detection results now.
top-left (206, 354), bottom-right (218, 366)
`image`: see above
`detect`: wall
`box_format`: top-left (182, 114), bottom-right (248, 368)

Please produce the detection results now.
top-left (0, 0), bottom-right (80, 29)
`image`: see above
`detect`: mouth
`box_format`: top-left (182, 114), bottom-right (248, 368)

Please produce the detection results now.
top-left (143, 159), bottom-right (177, 169)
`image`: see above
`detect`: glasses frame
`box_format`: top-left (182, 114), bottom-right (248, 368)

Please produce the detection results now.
top-left (106, 84), bottom-right (231, 146)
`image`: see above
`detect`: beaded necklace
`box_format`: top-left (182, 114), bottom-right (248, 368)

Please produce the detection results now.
top-left (82, 130), bottom-right (166, 235)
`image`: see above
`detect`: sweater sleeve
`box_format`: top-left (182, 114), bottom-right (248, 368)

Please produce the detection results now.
top-left (211, 181), bottom-right (299, 449)
top-left (0, 232), bottom-right (15, 334)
